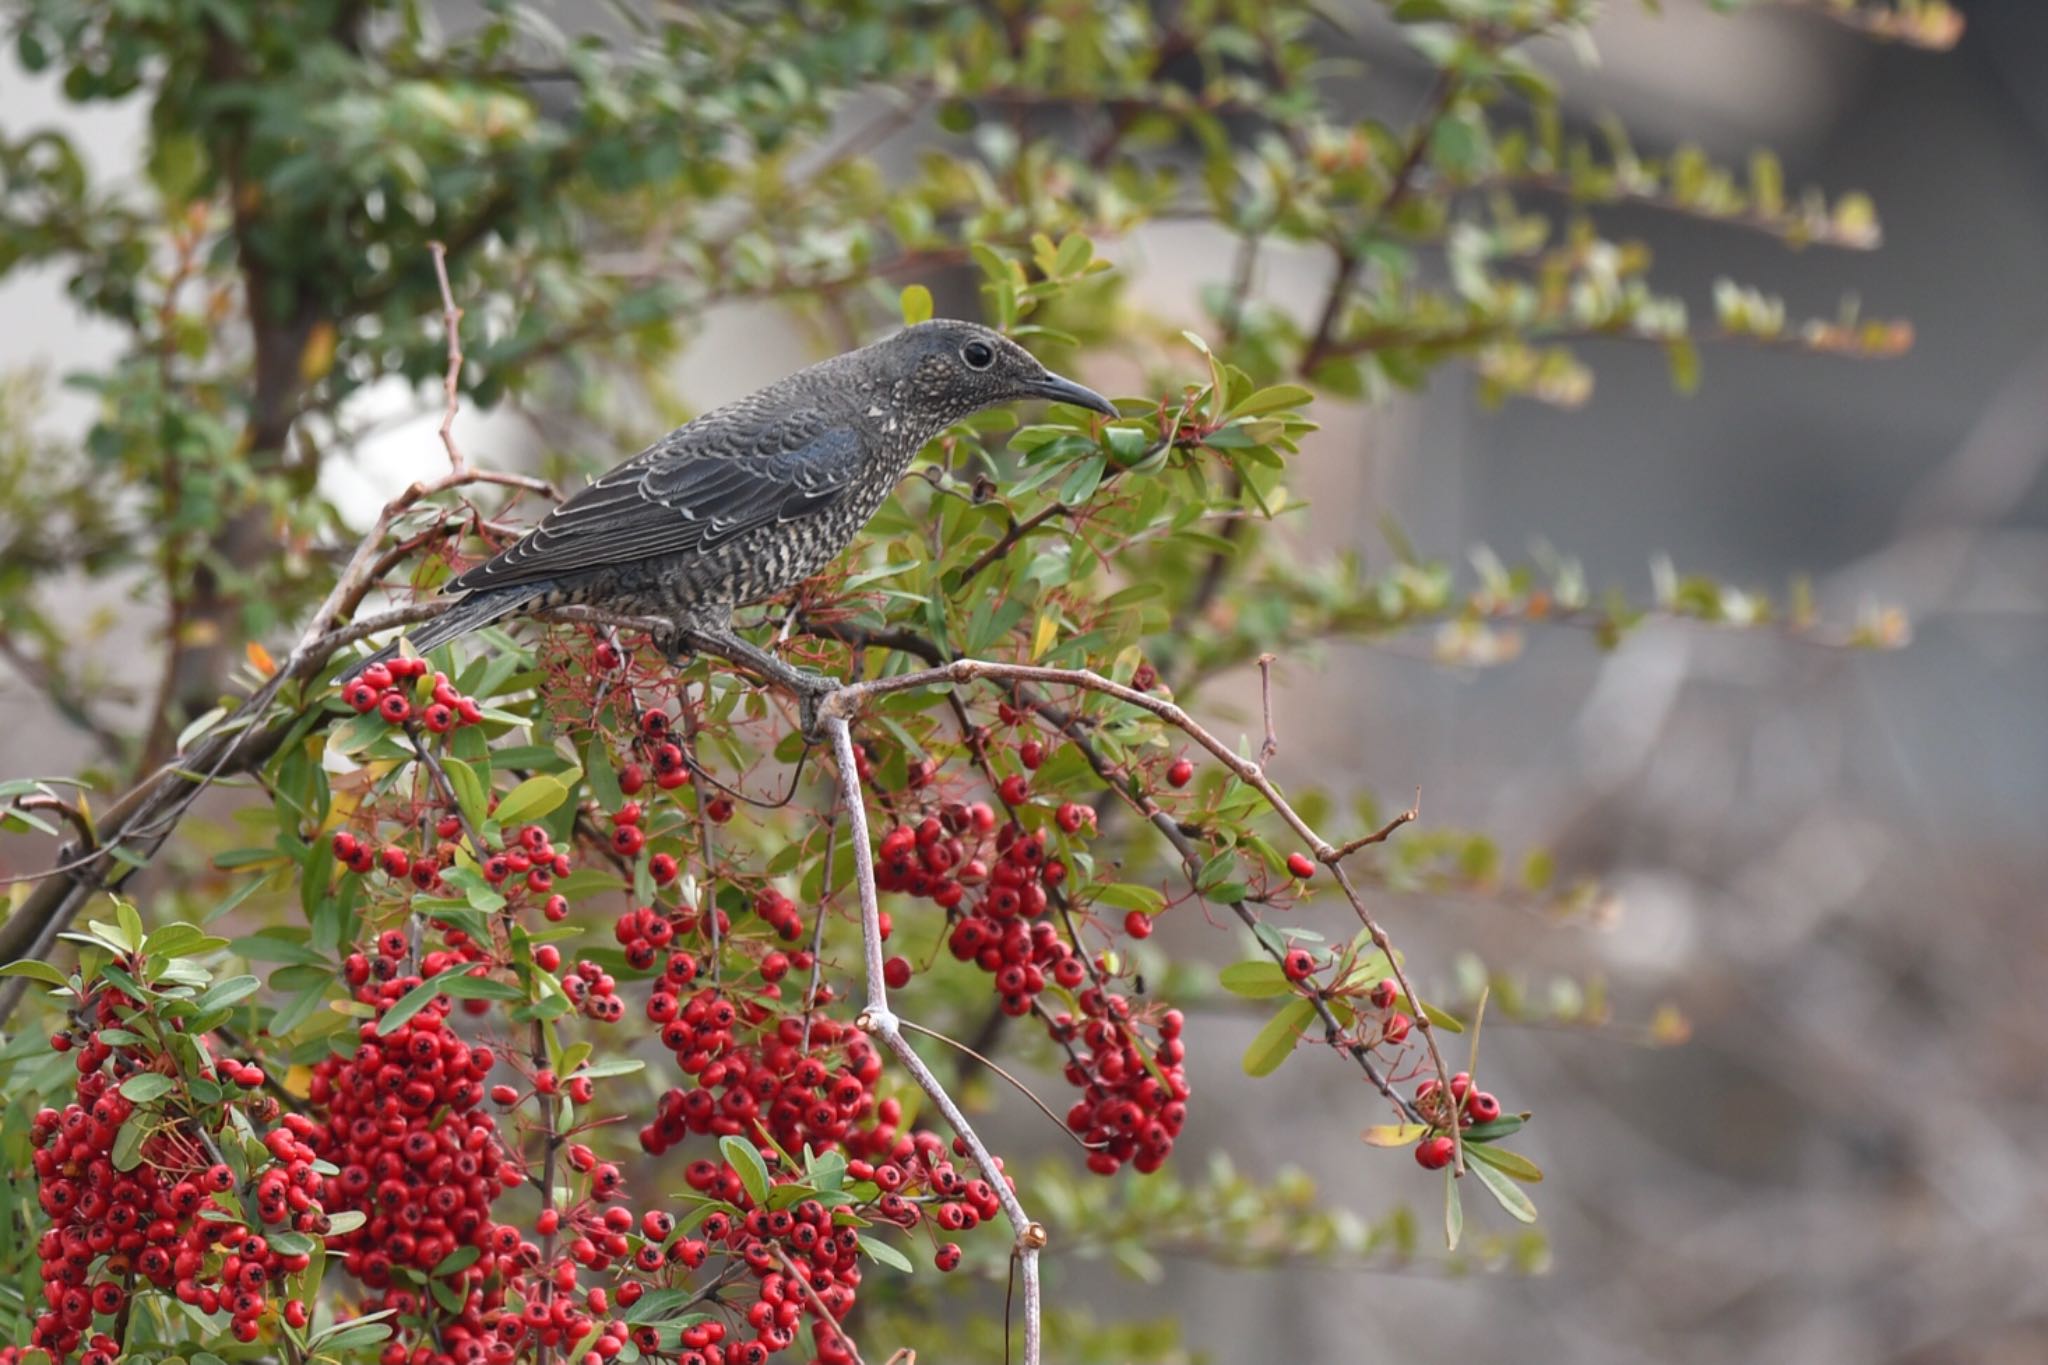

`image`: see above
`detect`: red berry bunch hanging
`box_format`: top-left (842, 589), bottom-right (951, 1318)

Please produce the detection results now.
top-left (343, 658), bottom-right (484, 734)
top-left (869, 791), bottom-right (1190, 1177)
top-left (28, 1047), bottom-right (320, 1362)
top-left (307, 989), bottom-right (525, 1355)
top-left (1055, 998), bottom-right (1189, 1175)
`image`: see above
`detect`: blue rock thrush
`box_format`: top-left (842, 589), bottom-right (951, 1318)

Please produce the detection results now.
top-left (358, 319), bottom-right (1114, 726)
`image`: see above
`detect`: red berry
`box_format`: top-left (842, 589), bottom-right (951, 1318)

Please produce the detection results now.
top-left (998, 774), bottom-right (1029, 806)
top-left (704, 796), bottom-right (733, 824)
top-left (1018, 740), bottom-right (1044, 770)
top-left (1286, 851), bottom-right (1316, 879)
top-left (378, 692), bottom-right (411, 724)
top-left (1055, 801), bottom-right (1091, 835)
top-left (1369, 978), bottom-right (1398, 1010)
top-left (343, 680), bottom-right (379, 713)
top-left (1166, 758), bottom-right (1193, 788)
top-left (883, 957), bottom-right (912, 989)
top-left (1282, 947), bottom-right (1316, 982)
top-left (544, 894), bottom-right (569, 921)
top-left (1415, 1135), bottom-right (1456, 1170)
top-left (934, 1242), bottom-right (962, 1272)
top-left (1131, 662), bottom-right (1156, 691)
top-left (1382, 1011), bottom-right (1411, 1045)
top-left (618, 763), bottom-right (646, 795)
top-left (611, 826), bottom-right (645, 857)
top-left (422, 702), bottom-right (454, 733)
top-left (1467, 1091), bottom-right (1501, 1124)
top-left (1123, 910), bottom-right (1153, 939)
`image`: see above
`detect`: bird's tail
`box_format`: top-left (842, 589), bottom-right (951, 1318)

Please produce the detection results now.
top-left (348, 591), bottom-right (535, 678)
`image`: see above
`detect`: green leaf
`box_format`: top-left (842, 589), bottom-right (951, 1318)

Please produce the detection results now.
top-left (440, 757), bottom-right (488, 832)
top-left (585, 737), bottom-right (622, 811)
top-left (112, 1116), bottom-right (146, 1171)
top-left (119, 1073), bottom-right (175, 1103)
top-left (310, 1321), bottom-right (394, 1351)
top-left (1228, 383), bottom-right (1314, 419)
top-left (1218, 960), bottom-right (1290, 998)
top-left (1091, 883), bottom-right (1165, 915)
top-left (1399, 994), bottom-right (1465, 1034)
top-left (117, 900), bottom-right (146, 953)
top-left (1361, 1123), bottom-right (1429, 1148)
top-left (268, 1230), bottom-right (317, 1256)
top-left (900, 283), bottom-right (934, 326)
top-left (1241, 996), bottom-right (1316, 1077)
top-left (575, 1058), bottom-right (645, 1080)
top-left (438, 972), bottom-right (524, 1001)
top-left (194, 975), bottom-right (261, 1014)
top-left (433, 1245), bottom-right (482, 1277)
top-left (1463, 1143), bottom-right (1544, 1184)
top-left (857, 1233), bottom-right (914, 1274)
top-left (376, 975), bottom-right (450, 1036)
top-left (1444, 1167), bottom-right (1463, 1251)
top-left (1469, 1152), bottom-right (1539, 1223)
top-left (1461, 1115), bottom-right (1526, 1143)
top-left (325, 1210), bottom-right (367, 1235)
top-left (493, 774), bottom-right (570, 829)
top-left (720, 1135), bottom-right (771, 1207)
top-left (0, 959), bottom-right (70, 987)
top-left (145, 924), bottom-right (228, 960)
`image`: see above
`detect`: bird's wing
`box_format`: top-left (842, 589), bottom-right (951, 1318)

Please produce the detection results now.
top-left (448, 425), bottom-right (868, 594)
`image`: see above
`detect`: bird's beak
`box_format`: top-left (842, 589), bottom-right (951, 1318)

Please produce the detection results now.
top-left (1030, 370), bottom-right (1117, 417)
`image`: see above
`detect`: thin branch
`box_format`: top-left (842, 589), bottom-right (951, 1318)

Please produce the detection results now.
top-left (823, 716), bottom-right (1046, 1365)
top-left (821, 661), bottom-right (1454, 1136)
top-left (428, 240), bottom-right (468, 476)
top-left (1329, 790), bottom-right (1420, 862)
top-left (1255, 652), bottom-right (1279, 766)
top-left (895, 1017), bottom-right (1108, 1153)
top-left (775, 1246), bottom-right (868, 1365)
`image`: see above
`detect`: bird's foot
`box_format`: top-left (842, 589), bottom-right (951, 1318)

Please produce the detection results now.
top-left (788, 669), bottom-right (842, 746)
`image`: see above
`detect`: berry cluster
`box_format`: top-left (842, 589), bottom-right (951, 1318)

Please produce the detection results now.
top-left (333, 816), bottom-right (573, 924)
top-left (343, 657), bottom-right (485, 733)
top-left (1413, 1071), bottom-right (1507, 1170)
top-left (870, 774), bottom-right (1189, 1177)
top-left (643, 998), bottom-right (886, 1159)
top-left (28, 1043), bottom-right (317, 1362)
top-left (1054, 995), bottom-right (1188, 1175)
top-left (307, 986), bottom-right (526, 1353)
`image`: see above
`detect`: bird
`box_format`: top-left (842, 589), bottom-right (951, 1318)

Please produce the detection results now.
top-left (354, 318), bottom-right (1115, 721)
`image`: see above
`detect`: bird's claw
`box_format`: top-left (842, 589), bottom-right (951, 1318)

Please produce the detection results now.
top-left (792, 670), bottom-right (840, 746)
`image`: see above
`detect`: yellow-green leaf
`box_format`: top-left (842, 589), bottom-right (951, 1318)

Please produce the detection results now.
top-left (1242, 996), bottom-right (1316, 1077)
top-left (901, 284), bottom-right (934, 326)
top-left (1469, 1152), bottom-right (1539, 1223)
top-left (493, 774), bottom-right (570, 829)
top-left (1464, 1142), bottom-right (1543, 1184)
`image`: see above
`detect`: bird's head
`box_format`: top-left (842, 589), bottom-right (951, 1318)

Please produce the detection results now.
top-left (873, 319), bottom-right (1116, 431)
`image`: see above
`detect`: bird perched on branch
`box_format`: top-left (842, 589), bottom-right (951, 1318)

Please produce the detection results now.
top-left (357, 319), bottom-right (1114, 725)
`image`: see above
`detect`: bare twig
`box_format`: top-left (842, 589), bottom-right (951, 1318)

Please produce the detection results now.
top-left (1255, 652), bottom-right (1279, 765)
top-left (429, 240), bottom-right (467, 475)
top-left (895, 1017), bottom-right (1108, 1152)
top-left (824, 716), bottom-right (1047, 1365)
top-left (1329, 789), bottom-right (1421, 861)
top-left (775, 1246), bottom-right (867, 1365)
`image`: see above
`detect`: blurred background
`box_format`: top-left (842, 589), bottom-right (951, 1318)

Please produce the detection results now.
top-left (3, 2), bottom-right (2044, 1363)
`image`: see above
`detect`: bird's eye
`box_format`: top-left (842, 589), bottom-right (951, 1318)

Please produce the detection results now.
top-left (961, 340), bottom-right (995, 370)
